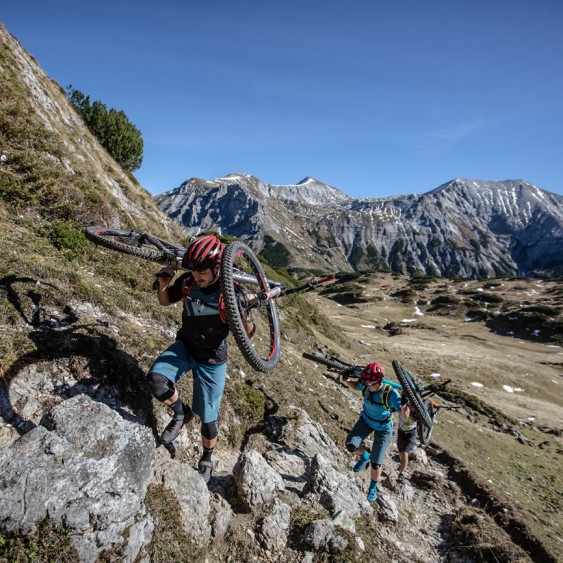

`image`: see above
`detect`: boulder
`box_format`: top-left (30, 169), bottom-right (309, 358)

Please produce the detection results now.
top-left (0, 395), bottom-right (154, 562)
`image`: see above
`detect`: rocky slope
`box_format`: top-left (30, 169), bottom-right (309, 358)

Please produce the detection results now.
top-left (0, 20), bottom-right (561, 562)
top-left (156, 175), bottom-right (563, 279)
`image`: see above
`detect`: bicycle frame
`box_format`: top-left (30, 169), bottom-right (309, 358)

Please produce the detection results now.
top-left (86, 226), bottom-right (336, 373)
top-left (244, 275), bottom-right (336, 309)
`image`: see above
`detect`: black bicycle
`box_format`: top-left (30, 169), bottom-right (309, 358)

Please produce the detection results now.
top-left (303, 353), bottom-right (458, 445)
top-left (301, 352), bottom-right (358, 379)
top-left (391, 360), bottom-right (433, 429)
top-left (413, 378), bottom-right (460, 445)
top-left (85, 227), bottom-right (334, 372)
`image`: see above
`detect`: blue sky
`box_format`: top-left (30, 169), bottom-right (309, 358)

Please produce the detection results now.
top-left (2, 1), bottom-right (562, 198)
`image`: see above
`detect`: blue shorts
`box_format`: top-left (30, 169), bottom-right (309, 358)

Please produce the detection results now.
top-left (346, 416), bottom-right (394, 465)
top-left (149, 340), bottom-right (227, 423)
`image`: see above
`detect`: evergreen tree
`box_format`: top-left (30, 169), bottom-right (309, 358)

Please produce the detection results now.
top-left (67, 86), bottom-right (144, 172)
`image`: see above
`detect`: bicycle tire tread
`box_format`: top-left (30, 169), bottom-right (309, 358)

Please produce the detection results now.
top-left (392, 360), bottom-right (432, 428)
top-left (220, 241), bottom-right (280, 372)
top-left (302, 353), bottom-right (350, 371)
top-left (85, 227), bottom-right (167, 263)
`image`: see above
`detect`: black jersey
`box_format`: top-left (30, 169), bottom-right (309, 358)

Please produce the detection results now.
top-left (168, 273), bottom-right (228, 365)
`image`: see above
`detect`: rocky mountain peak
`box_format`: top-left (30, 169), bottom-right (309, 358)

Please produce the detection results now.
top-left (156, 176), bottom-right (563, 278)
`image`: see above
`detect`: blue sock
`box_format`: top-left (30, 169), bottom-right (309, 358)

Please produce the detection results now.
top-left (361, 450), bottom-right (370, 461)
top-left (369, 480), bottom-right (378, 490)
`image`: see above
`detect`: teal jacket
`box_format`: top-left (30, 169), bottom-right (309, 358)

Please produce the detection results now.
top-left (357, 381), bottom-right (402, 430)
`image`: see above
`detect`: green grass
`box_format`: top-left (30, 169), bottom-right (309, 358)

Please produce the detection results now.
top-left (434, 410), bottom-right (562, 559)
top-left (145, 484), bottom-right (196, 562)
top-left (0, 519), bottom-right (78, 562)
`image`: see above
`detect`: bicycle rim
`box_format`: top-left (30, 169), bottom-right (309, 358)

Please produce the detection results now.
top-left (392, 360), bottom-right (432, 428)
top-left (417, 398), bottom-right (436, 444)
top-left (85, 226), bottom-right (171, 264)
top-left (220, 241), bottom-right (280, 372)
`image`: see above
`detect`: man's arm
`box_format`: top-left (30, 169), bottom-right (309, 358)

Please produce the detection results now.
top-left (242, 310), bottom-right (255, 338)
top-left (155, 267), bottom-right (177, 306)
top-left (345, 378), bottom-right (360, 391)
top-left (399, 403), bottom-right (410, 424)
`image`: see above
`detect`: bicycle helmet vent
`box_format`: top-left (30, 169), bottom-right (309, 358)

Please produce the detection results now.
top-left (360, 362), bottom-right (385, 384)
top-left (182, 235), bottom-right (222, 270)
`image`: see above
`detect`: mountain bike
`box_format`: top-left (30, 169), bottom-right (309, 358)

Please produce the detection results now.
top-left (391, 360), bottom-right (433, 429)
top-left (412, 378), bottom-right (460, 445)
top-left (302, 352), bottom-right (406, 394)
top-left (303, 353), bottom-right (458, 445)
top-left (85, 227), bottom-right (334, 372)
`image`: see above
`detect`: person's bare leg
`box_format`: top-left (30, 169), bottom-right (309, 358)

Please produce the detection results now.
top-left (399, 451), bottom-right (408, 474)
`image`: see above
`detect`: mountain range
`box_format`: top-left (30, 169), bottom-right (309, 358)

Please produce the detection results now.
top-left (156, 175), bottom-right (563, 278)
top-left (1, 20), bottom-right (562, 562)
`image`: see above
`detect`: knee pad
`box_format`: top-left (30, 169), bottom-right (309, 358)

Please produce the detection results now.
top-left (146, 372), bottom-right (175, 402)
top-left (201, 421), bottom-right (218, 440)
top-left (345, 442), bottom-right (357, 453)
top-left (371, 462), bottom-right (381, 470)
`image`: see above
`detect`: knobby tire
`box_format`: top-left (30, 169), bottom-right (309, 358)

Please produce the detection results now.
top-left (85, 226), bottom-right (171, 264)
top-left (417, 398), bottom-right (436, 444)
top-left (392, 360), bottom-right (432, 428)
top-left (302, 353), bottom-right (350, 371)
top-left (220, 241), bottom-right (280, 373)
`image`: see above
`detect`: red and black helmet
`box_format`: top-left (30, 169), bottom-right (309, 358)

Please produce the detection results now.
top-left (359, 362), bottom-right (385, 384)
top-left (181, 234), bottom-right (222, 270)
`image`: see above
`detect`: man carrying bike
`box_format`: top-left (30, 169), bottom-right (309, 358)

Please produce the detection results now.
top-left (344, 362), bottom-right (408, 502)
top-left (146, 234), bottom-right (254, 482)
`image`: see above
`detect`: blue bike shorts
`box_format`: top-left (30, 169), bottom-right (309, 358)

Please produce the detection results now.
top-left (149, 340), bottom-right (227, 423)
top-left (346, 416), bottom-right (394, 465)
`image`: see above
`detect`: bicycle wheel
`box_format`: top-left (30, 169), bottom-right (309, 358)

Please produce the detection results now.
top-left (392, 360), bottom-right (432, 428)
top-left (85, 226), bottom-right (181, 264)
top-left (220, 241), bottom-right (280, 372)
top-left (417, 399), bottom-right (436, 444)
top-left (302, 353), bottom-right (350, 371)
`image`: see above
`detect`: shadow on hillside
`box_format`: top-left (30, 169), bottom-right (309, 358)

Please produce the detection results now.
top-left (0, 275), bottom-right (158, 441)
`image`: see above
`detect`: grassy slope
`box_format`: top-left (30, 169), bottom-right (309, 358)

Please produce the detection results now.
top-left (315, 274), bottom-right (563, 560)
top-left (1, 22), bottom-right (561, 561)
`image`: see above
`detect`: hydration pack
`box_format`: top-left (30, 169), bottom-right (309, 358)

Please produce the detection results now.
top-left (363, 383), bottom-right (393, 410)
top-left (181, 274), bottom-right (227, 324)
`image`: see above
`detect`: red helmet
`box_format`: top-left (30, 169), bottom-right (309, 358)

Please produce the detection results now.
top-left (360, 362), bottom-right (385, 384)
top-left (182, 234), bottom-right (222, 270)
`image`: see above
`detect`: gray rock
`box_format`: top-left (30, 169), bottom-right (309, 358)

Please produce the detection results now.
top-left (283, 407), bottom-right (342, 467)
top-left (150, 447), bottom-right (213, 546)
top-left (233, 450), bottom-right (285, 512)
top-left (303, 454), bottom-right (373, 519)
top-left (258, 498), bottom-right (291, 552)
top-left (263, 444), bottom-right (308, 485)
top-left (210, 494), bottom-right (234, 540)
top-left (332, 510), bottom-right (356, 533)
top-left (0, 395), bottom-right (154, 562)
top-left (303, 518), bottom-right (348, 553)
top-left (410, 446), bottom-right (428, 465)
top-left (377, 491), bottom-right (400, 524)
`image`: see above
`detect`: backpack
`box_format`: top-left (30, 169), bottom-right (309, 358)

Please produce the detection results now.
top-left (181, 274), bottom-right (227, 324)
top-left (362, 383), bottom-right (394, 425)
top-left (363, 383), bottom-right (393, 410)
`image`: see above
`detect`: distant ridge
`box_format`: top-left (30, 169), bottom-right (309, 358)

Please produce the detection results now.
top-left (156, 175), bottom-right (563, 278)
